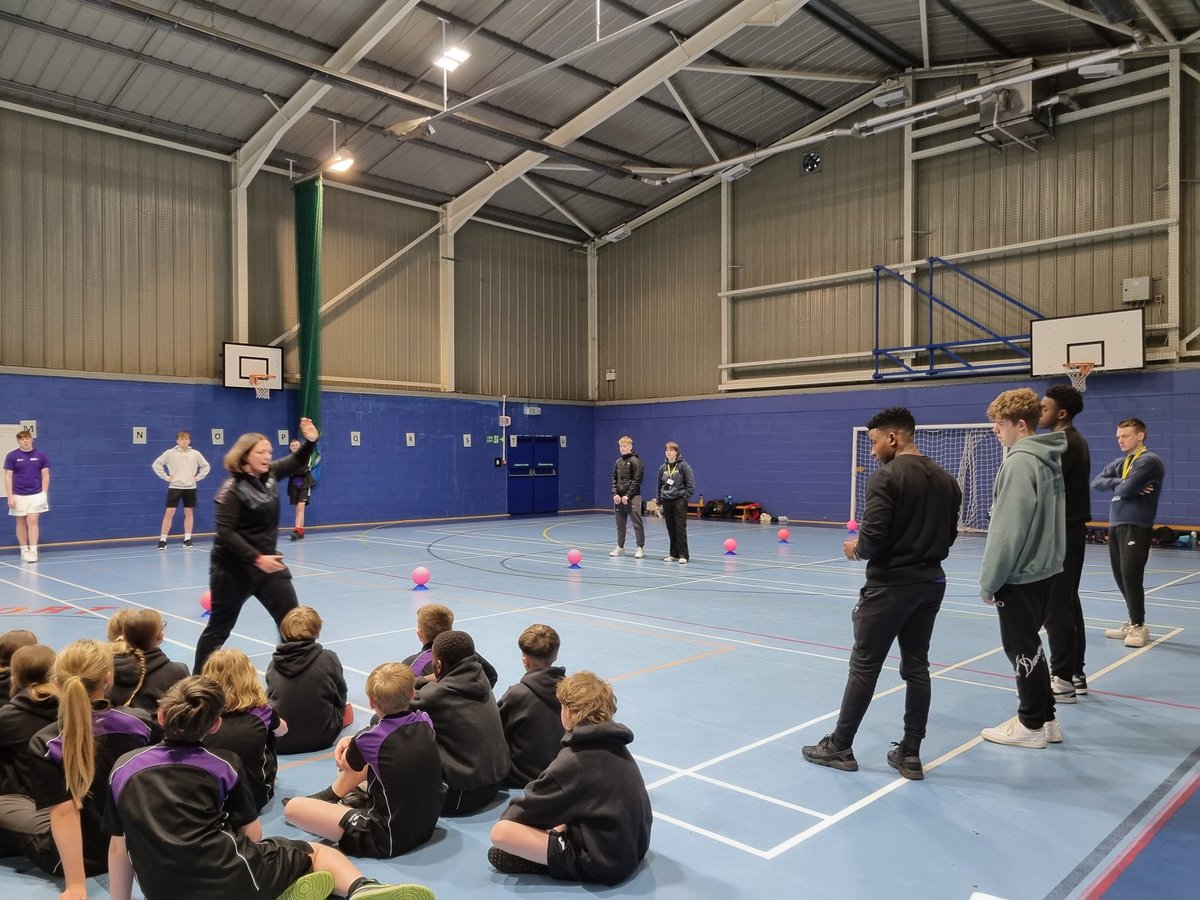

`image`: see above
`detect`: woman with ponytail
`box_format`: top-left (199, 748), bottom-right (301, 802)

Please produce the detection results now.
top-left (26, 639), bottom-right (159, 898)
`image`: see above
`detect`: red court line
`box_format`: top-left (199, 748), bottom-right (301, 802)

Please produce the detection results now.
top-left (1082, 773), bottom-right (1200, 899)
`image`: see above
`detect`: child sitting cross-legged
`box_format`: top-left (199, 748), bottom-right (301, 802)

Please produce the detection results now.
top-left (497, 624), bottom-right (566, 787)
top-left (284, 663), bottom-right (443, 858)
top-left (488, 671), bottom-right (652, 886)
top-left (267, 605), bottom-right (352, 754)
top-left (104, 675), bottom-right (436, 900)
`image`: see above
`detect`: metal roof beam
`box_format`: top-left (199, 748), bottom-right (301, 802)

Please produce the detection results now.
top-left (1023, 0), bottom-right (1146, 39)
top-left (932, 0), bottom-right (1015, 57)
top-left (419, 2), bottom-right (759, 149)
top-left (919, 0), bottom-right (931, 68)
top-left (445, 0), bottom-right (799, 234)
top-left (234, 0), bottom-right (420, 188)
top-left (804, 0), bottom-right (921, 71)
top-left (663, 77), bottom-right (721, 162)
top-left (1131, 0), bottom-right (1176, 41)
top-left (682, 63), bottom-right (877, 83)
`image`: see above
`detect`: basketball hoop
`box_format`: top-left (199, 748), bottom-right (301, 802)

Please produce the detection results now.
top-left (248, 374), bottom-right (275, 400)
top-left (1063, 362), bottom-right (1095, 393)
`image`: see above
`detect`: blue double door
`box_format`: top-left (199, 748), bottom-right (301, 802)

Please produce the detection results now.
top-left (507, 435), bottom-right (559, 515)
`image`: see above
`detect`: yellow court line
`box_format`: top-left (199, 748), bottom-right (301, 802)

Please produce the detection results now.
top-left (611, 646), bottom-right (735, 681)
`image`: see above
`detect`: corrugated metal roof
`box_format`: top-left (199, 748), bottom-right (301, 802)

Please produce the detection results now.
top-left (0, 0), bottom-right (1195, 238)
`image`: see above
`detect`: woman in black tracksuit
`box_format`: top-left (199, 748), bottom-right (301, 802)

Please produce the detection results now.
top-left (192, 417), bottom-right (319, 674)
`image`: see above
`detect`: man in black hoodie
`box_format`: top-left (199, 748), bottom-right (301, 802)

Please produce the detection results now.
top-left (803, 408), bottom-right (962, 780)
top-left (266, 606), bottom-right (350, 754)
top-left (411, 630), bottom-right (509, 815)
top-left (609, 436), bottom-right (645, 558)
top-left (497, 625), bottom-right (566, 786)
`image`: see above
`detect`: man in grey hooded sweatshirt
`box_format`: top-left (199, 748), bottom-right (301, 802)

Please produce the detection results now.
top-left (979, 388), bottom-right (1066, 750)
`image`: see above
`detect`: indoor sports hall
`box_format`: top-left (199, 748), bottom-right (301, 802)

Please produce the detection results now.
top-left (1, 2), bottom-right (1199, 899)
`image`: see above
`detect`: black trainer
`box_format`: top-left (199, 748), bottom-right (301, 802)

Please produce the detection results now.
top-left (887, 742), bottom-right (924, 781)
top-left (182, 539), bottom-right (194, 549)
top-left (801, 734), bottom-right (858, 771)
top-left (1072, 673), bottom-right (1089, 695)
top-left (339, 787), bottom-right (372, 809)
top-left (156, 540), bottom-right (166, 551)
top-left (487, 846), bottom-right (550, 875)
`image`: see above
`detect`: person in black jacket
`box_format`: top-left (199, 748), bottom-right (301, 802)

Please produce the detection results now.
top-left (488, 671), bottom-right (652, 886)
top-left (267, 606), bottom-right (351, 754)
top-left (193, 417), bottom-right (319, 674)
top-left (403, 603), bottom-right (498, 689)
top-left (803, 408), bottom-right (962, 780)
top-left (609, 436), bottom-right (645, 558)
top-left (655, 441), bottom-right (695, 565)
top-left (108, 609), bottom-right (189, 712)
top-left (285, 438), bottom-right (315, 542)
top-left (411, 630), bottom-right (508, 815)
top-left (497, 625), bottom-right (566, 787)
top-left (0, 643), bottom-right (57, 857)
top-left (1039, 386), bottom-right (1093, 701)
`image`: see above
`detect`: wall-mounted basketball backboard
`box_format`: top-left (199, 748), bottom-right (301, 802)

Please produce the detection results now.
top-left (222, 342), bottom-right (283, 389)
top-left (1030, 309), bottom-right (1145, 376)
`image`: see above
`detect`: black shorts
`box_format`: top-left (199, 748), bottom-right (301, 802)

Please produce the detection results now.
top-left (166, 488), bottom-right (197, 509)
top-left (288, 484), bottom-right (311, 506)
top-left (337, 807), bottom-right (390, 858)
top-left (241, 835), bottom-right (313, 898)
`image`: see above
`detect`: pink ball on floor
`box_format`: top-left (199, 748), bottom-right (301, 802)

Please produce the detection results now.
top-left (200, 590), bottom-right (211, 612)
top-left (566, 548), bottom-right (583, 565)
top-left (723, 538), bottom-right (737, 552)
top-left (777, 528), bottom-right (790, 541)
top-left (412, 566), bottom-right (431, 586)
top-left (846, 519), bottom-right (858, 531)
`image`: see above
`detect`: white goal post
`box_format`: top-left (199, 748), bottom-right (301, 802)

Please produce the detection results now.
top-left (850, 424), bottom-right (1002, 533)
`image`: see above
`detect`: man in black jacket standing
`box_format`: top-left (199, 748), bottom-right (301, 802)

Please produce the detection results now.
top-left (609, 436), bottom-right (645, 558)
top-left (803, 408), bottom-right (962, 780)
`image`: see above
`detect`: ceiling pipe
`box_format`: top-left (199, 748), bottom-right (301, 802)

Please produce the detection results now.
top-left (655, 41), bottom-right (1140, 184)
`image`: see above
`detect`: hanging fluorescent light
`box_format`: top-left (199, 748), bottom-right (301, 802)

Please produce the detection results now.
top-left (434, 47), bottom-right (470, 70)
top-left (326, 153), bottom-right (354, 173)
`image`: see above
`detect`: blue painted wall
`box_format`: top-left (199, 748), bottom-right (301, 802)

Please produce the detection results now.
top-left (0, 374), bottom-right (594, 545)
top-left (593, 368), bottom-right (1200, 527)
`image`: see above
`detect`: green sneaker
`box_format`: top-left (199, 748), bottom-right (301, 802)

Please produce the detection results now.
top-left (350, 884), bottom-right (437, 900)
top-left (278, 871), bottom-right (334, 900)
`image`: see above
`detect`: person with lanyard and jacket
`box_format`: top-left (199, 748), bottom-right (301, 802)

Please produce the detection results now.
top-left (655, 441), bottom-right (695, 565)
top-left (609, 436), bottom-right (645, 558)
top-left (192, 418), bottom-right (319, 674)
top-left (1091, 417), bottom-right (1166, 650)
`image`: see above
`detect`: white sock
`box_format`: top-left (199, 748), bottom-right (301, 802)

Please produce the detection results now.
top-left (160, 534), bottom-right (168, 542)
top-left (184, 533), bottom-right (192, 540)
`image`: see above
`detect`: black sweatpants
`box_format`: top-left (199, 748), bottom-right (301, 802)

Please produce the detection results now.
top-left (194, 562), bottom-right (298, 673)
top-left (995, 578), bottom-right (1056, 730)
top-left (662, 497), bottom-right (690, 560)
top-left (831, 580), bottom-right (946, 752)
top-left (1045, 521), bottom-right (1087, 679)
top-left (1108, 524), bottom-right (1151, 626)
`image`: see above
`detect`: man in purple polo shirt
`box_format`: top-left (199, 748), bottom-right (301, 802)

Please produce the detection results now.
top-left (4, 430), bottom-right (50, 563)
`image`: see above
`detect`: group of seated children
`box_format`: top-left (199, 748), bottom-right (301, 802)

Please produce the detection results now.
top-left (0, 595), bottom-right (654, 896)
top-left (283, 603), bottom-right (652, 887)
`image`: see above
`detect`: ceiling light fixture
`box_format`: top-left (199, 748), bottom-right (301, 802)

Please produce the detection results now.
top-left (434, 19), bottom-right (469, 109)
top-left (324, 118), bottom-right (353, 174)
top-left (719, 163), bottom-right (752, 182)
top-left (603, 224), bottom-right (632, 242)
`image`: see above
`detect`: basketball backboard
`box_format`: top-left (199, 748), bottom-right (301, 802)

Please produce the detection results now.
top-left (222, 342), bottom-right (283, 390)
top-left (1029, 309), bottom-right (1145, 377)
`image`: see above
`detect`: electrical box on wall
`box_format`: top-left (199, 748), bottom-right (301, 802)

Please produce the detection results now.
top-left (604, 369), bottom-right (617, 381)
top-left (524, 405), bottom-right (541, 416)
top-left (1121, 276), bottom-right (1151, 304)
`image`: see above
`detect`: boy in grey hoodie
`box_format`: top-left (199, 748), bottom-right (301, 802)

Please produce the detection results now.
top-left (979, 388), bottom-right (1066, 750)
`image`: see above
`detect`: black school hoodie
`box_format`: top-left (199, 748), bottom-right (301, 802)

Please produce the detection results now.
top-left (0, 688), bottom-right (59, 794)
top-left (266, 639), bottom-right (348, 754)
top-left (410, 654), bottom-right (508, 792)
top-left (114, 648), bottom-right (189, 714)
top-left (497, 666), bottom-right (566, 786)
top-left (500, 720), bottom-right (652, 886)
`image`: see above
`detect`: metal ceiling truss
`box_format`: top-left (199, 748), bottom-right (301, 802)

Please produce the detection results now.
top-left (932, 0), bottom-right (1015, 57)
top-left (681, 62), bottom-right (877, 84)
top-left (803, 0), bottom-right (921, 71)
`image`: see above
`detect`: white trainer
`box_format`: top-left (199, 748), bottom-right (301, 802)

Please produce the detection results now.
top-left (21, 547), bottom-right (34, 563)
top-left (678, 558), bottom-right (689, 565)
top-left (663, 556), bottom-right (677, 563)
top-left (608, 547), bottom-right (624, 557)
top-left (633, 547), bottom-right (644, 559)
top-left (1104, 622), bottom-right (1132, 640)
top-left (981, 718), bottom-right (1047, 749)
top-left (27, 548), bottom-right (38, 563)
top-left (1050, 675), bottom-right (1077, 704)
top-left (1123, 624), bottom-right (1149, 648)
top-left (1044, 720), bottom-right (1063, 744)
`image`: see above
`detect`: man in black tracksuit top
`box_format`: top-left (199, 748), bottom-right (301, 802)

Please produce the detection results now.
top-left (609, 436), bottom-right (645, 557)
top-left (803, 408), bottom-right (962, 780)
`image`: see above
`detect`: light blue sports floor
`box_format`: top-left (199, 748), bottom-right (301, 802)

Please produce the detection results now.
top-left (1, 515), bottom-right (1198, 899)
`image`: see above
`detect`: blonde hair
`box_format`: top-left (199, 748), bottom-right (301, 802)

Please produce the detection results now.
top-left (53, 640), bottom-right (114, 809)
top-left (11, 644), bottom-right (56, 699)
top-left (201, 649), bottom-right (268, 712)
top-left (556, 670), bottom-right (614, 728)
top-left (106, 610), bottom-right (131, 642)
top-left (416, 603), bottom-right (454, 640)
top-left (987, 388), bottom-right (1041, 430)
top-left (365, 663), bottom-right (415, 716)
top-left (280, 606), bottom-right (323, 642)
top-left (518, 624), bottom-right (560, 665)
top-left (224, 433), bottom-right (270, 474)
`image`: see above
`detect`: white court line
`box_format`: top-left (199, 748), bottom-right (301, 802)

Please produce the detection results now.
top-left (1144, 568), bottom-right (1200, 595)
top-left (651, 811), bottom-right (773, 858)
top-left (635, 753), bottom-right (829, 820)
